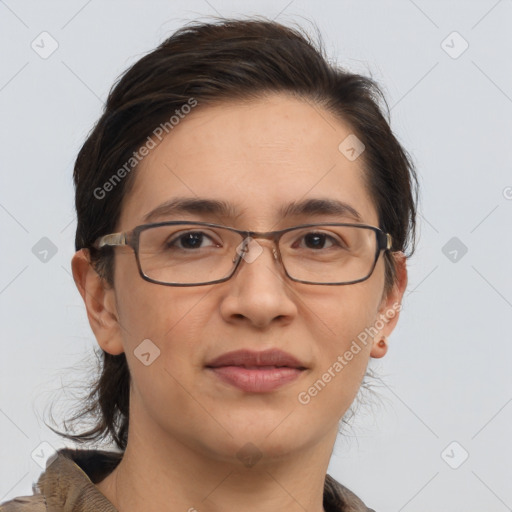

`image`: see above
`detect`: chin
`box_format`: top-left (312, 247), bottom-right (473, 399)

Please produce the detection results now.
top-left (202, 420), bottom-right (312, 462)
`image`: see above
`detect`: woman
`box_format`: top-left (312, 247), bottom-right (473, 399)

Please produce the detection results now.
top-left (1, 16), bottom-right (417, 512)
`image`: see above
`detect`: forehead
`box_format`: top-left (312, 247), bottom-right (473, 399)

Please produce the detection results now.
top-left (118, 93), bottom-right (378, 230)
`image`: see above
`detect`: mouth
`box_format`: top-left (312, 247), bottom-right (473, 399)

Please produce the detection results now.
top-left (205, 349), bottom-right (307, 393)
top-left (205, 348), bottom-right (307, 369)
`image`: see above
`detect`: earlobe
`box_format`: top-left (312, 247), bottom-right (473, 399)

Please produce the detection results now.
top-left (371, 335), bottom-right (389, 358)
top-left (370, 251), bottom-right (408, 358)
top-left (71, 249), bottom-right (124, 356)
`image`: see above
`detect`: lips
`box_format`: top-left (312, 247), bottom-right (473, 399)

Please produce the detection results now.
top-left (205, 349), bottom-right (307, 370)
top-left (205, 349), bottom-right (308, 393)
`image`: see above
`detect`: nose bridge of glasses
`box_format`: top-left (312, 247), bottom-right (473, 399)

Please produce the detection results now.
top-left (237, 234), bottom-right (279, 262)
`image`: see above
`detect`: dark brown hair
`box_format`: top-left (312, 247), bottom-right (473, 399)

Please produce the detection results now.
top-left (48, 16), bottom-right (418, 451)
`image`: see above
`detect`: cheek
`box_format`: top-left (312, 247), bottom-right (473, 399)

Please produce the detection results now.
top-left (296, 275), bottom-right (383, 408)
top-left (114, 280), bottom-right (219, 411)
top-left (114, 251), bottom-right (211, 341)
top-left (301, 269), bottom-right (383, 345)
top-left (114, 281), bottom-right (214, 424)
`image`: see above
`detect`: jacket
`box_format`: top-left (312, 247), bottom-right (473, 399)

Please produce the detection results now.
top-left (0, 448), bottom-right (376, 512)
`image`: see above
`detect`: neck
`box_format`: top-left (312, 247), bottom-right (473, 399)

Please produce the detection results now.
top-left (96, 412), bottom-right (337, 512)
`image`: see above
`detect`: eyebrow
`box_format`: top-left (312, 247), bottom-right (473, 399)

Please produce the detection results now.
top-left (142, 197), bottom-right (363, 223)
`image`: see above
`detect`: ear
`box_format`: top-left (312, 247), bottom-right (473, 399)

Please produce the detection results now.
top-left (71, 249), bottom-right (124, 356)
top-left (370, 251), bottom-right (408, 359)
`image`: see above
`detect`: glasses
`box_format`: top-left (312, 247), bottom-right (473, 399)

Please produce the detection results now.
top-left (92, 221), bottom-right (392, 286)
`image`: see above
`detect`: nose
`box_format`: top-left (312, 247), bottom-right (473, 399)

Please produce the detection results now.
top-left (219, 238), bottom-right (298, 328)
top-left (231, 237), bottom-right (279, 265)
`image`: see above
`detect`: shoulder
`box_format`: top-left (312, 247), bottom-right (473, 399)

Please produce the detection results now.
top-left (0, 494), bottom-right (46, 512)
top-left (0, 447), bottom-right (122, 512)
top-left (325, 474), bottom-right (376, 512)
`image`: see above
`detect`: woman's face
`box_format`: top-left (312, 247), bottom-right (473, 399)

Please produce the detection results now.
top-left (83, 93), bottom-right (406, 463)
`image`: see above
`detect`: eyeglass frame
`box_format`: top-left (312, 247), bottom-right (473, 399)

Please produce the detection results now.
top-left (92, 220), bottom-right (393, 287)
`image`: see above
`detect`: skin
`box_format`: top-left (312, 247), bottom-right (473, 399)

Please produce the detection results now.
top-left (72, 92), bottom-right (407, 512)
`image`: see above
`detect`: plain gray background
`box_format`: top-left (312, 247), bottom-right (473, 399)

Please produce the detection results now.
top-left (1, 1), bottom-right (511, 510)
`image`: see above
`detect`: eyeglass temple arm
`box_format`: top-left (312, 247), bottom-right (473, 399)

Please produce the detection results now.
top-left (379, 232), bottom-right (392, 251)
top-left (93, 232), bottom-right (127, 249)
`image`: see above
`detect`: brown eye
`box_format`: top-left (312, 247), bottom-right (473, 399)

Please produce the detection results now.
top-left (165, 230), bottom-right (220, 250)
